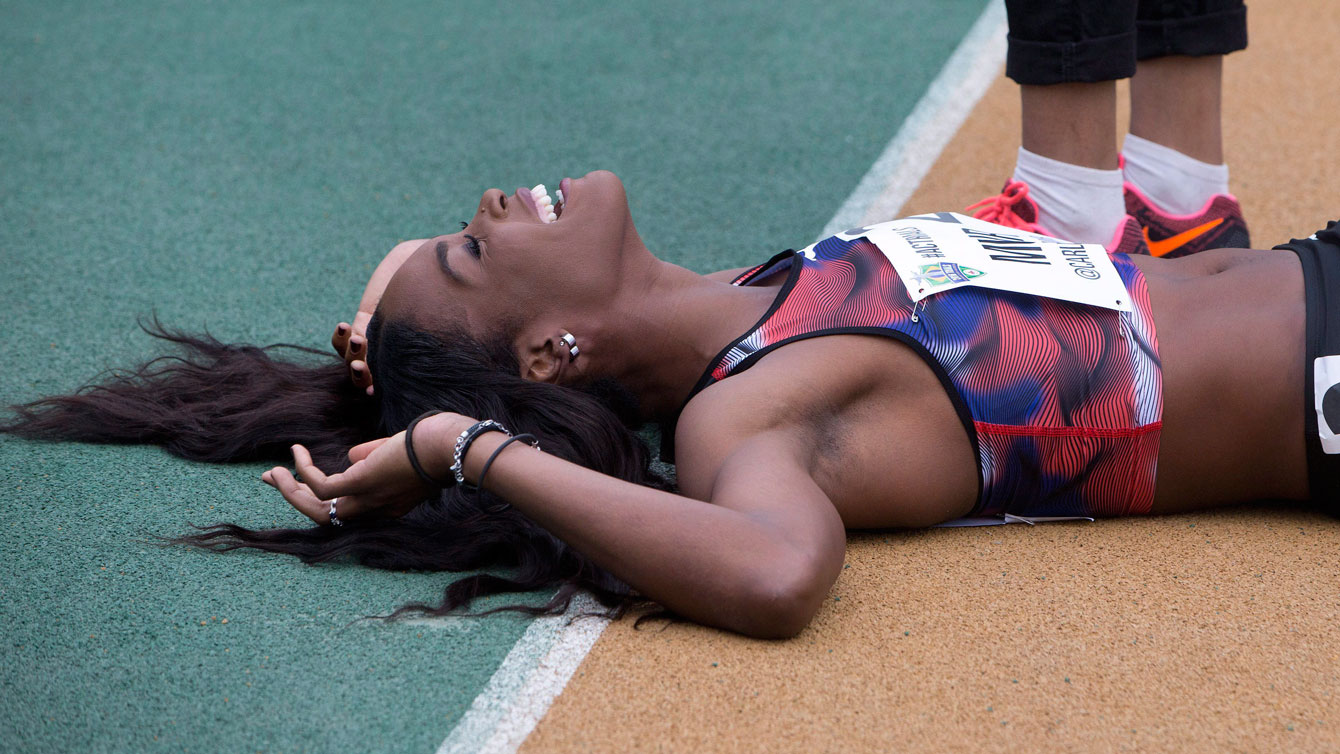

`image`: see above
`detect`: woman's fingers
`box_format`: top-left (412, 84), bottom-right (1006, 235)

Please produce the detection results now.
top-left (266, 462), bottom-right (379, 525)
top-left (346, 335), bottom-right (365, 365)
top-left (291, 444), bottom-right (385, 503)
top-left (346, 337), bottom-right (374, 391)
top-left (333, 320), bottom-right (375, 390)
top-left (290, 444), bottom-right (339, 500)
top-left (332, 322), bottom-right (352, 358)
top-left (348, 436), bottom-right (390, 463)
top-left (349, 358), bottom-right (372, 389)
top-left (266, 465), bottom-right (327, 524)
top-left (334, 313), bottom-right (376, 390)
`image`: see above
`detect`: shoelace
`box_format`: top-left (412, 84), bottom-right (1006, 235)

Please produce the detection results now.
top-left (965, 180), bottom-right (1042, 233)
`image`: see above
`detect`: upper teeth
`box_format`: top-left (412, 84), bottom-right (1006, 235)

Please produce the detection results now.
top-left (531, 184), bottom-right (558, 224)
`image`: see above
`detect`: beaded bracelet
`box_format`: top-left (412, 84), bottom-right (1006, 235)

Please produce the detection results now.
top-left (405, 410), bottom-right (453, 488)
top-left (451, 419), bottom-right (512, 489)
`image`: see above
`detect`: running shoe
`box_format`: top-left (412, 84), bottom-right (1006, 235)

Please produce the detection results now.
top-left (1106, 215), bottom-right (1151, 257)
top-left (966, 180), bottom-right (1053, 236)
top-left (967, 180), bottom-right (1150, 254)
top-left (1123, 182), bottom-right (1251, 258)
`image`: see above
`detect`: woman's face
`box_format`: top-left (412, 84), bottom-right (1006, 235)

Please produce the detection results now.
top-left (377, 170), bottom-right (637, 340)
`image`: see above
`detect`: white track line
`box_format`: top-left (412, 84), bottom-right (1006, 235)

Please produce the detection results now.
top-left (820, 0), bottom-right (1007, 237)
top-left (436, 594), bottom-right (608, 754)
top-left (437, 3), bottom-right (1008, 752)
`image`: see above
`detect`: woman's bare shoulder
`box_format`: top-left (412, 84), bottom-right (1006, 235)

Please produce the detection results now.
top-left (671, 364), bottom-right (814, 498)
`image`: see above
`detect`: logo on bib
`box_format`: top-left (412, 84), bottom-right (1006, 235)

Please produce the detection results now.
top-left (1313, 355), bottom-right (1340, 454)
top-left (911, 262), bottom-right (984, 289)
top-left (1324, 384), bottom-right (1340, 435)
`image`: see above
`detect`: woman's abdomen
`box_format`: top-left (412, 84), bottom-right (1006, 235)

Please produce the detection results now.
top-left (1135, 249), bottom-right (1310, 509)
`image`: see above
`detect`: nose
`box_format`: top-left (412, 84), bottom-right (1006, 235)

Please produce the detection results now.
top-left (478, 188), bottom-right (507, 219)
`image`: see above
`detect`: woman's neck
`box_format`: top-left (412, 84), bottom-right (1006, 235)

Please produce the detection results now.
top-left (576, 255), bottom-right (781, 423)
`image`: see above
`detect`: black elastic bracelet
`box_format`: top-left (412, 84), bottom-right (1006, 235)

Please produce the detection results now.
top-left (405, 410), bottom-right (453, 488)
top-left (475, 433), bottom-right (539, 505)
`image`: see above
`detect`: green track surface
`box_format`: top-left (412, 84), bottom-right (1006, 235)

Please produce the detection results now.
top-left (1, 1), bottom-right (987, 751)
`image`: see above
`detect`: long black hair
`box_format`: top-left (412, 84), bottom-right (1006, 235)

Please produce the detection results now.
top-left (2, 314), bottom-right (671, 618)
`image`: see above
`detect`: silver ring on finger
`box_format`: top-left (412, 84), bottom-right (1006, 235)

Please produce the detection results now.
top-left (329, 497), bottom-right (344, 527)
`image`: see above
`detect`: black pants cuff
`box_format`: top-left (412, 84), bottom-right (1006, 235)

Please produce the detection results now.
top-left (1136, 5), bottom-right (1248, 59)
top-left (1006, 29), bottom-right (1138, 85)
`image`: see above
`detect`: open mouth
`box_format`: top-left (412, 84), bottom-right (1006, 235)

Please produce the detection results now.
top-left (525, 180), bottom-right (567, 223)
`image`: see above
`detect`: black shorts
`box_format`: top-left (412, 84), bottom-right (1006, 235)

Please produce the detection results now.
top-left (1275, 221), bottom-right (1340, 509)
top-left (1005, 0), bottom-right (1249, 86)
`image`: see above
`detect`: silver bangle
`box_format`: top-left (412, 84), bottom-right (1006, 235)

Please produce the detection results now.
top-left (450, 420), bottom-right (511, 486)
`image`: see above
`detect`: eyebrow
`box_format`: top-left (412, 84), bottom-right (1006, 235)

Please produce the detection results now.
top-left (435, 240), bottom-right (459, 282)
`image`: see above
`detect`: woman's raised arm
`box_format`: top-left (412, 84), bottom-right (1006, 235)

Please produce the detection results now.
top-left (264, 411), bottom-right (847, 639)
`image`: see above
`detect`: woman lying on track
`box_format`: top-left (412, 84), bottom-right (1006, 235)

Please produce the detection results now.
top-left (6, 170), bottom-right (1336, 638)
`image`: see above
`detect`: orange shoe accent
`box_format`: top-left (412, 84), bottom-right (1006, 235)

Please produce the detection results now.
top-left (1142, 217), bottom-right (1225, 257)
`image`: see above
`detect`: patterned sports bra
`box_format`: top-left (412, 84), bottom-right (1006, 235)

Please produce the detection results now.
top-left (670, 228), bottom-right (1163, 519)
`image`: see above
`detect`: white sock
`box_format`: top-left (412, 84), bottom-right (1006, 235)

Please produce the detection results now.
top-left (1012, 147), bottom-right (1126, 245)
top-left (1122, 133), bottom-right (1230, 215)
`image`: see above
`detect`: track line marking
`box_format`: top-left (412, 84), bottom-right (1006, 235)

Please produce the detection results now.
top-left (820, 0), bottom-right (1007, 238)
top-left (438, 3), bottom-right (1007, 751)
top-left (436, 594), bottom-right (607, 754)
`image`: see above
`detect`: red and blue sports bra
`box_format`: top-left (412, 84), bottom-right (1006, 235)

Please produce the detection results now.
top-left (673, 224), bottom-right (1163, 519)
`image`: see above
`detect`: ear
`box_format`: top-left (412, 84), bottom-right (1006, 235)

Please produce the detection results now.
top-left (519, 330), bottom-right (572, 383)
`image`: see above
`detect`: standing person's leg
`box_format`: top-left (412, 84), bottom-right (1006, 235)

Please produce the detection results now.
top-left (1129, 55), bottom-right (1224, 165)
top-left (1122, 0), bottom-right (1250, 256)
top-left (1019, 82), bottom-right (1116, 171)
top-left (969, 0), bottom-right (1136, 246)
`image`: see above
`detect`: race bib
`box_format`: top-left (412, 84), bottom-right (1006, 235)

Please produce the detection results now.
top-left (805, 212), bottom-right (1132, 312)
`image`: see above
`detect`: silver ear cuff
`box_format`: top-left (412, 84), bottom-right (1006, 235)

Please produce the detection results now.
top-left (560, 332), bottom-right (579, 359)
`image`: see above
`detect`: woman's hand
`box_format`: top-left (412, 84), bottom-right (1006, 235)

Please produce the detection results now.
top-left (262, 412), bottom-right (473, 525)
top-left (332, 239), bottom-right (427, 395)
top-left (331, 313), bottom-right (375, 395)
